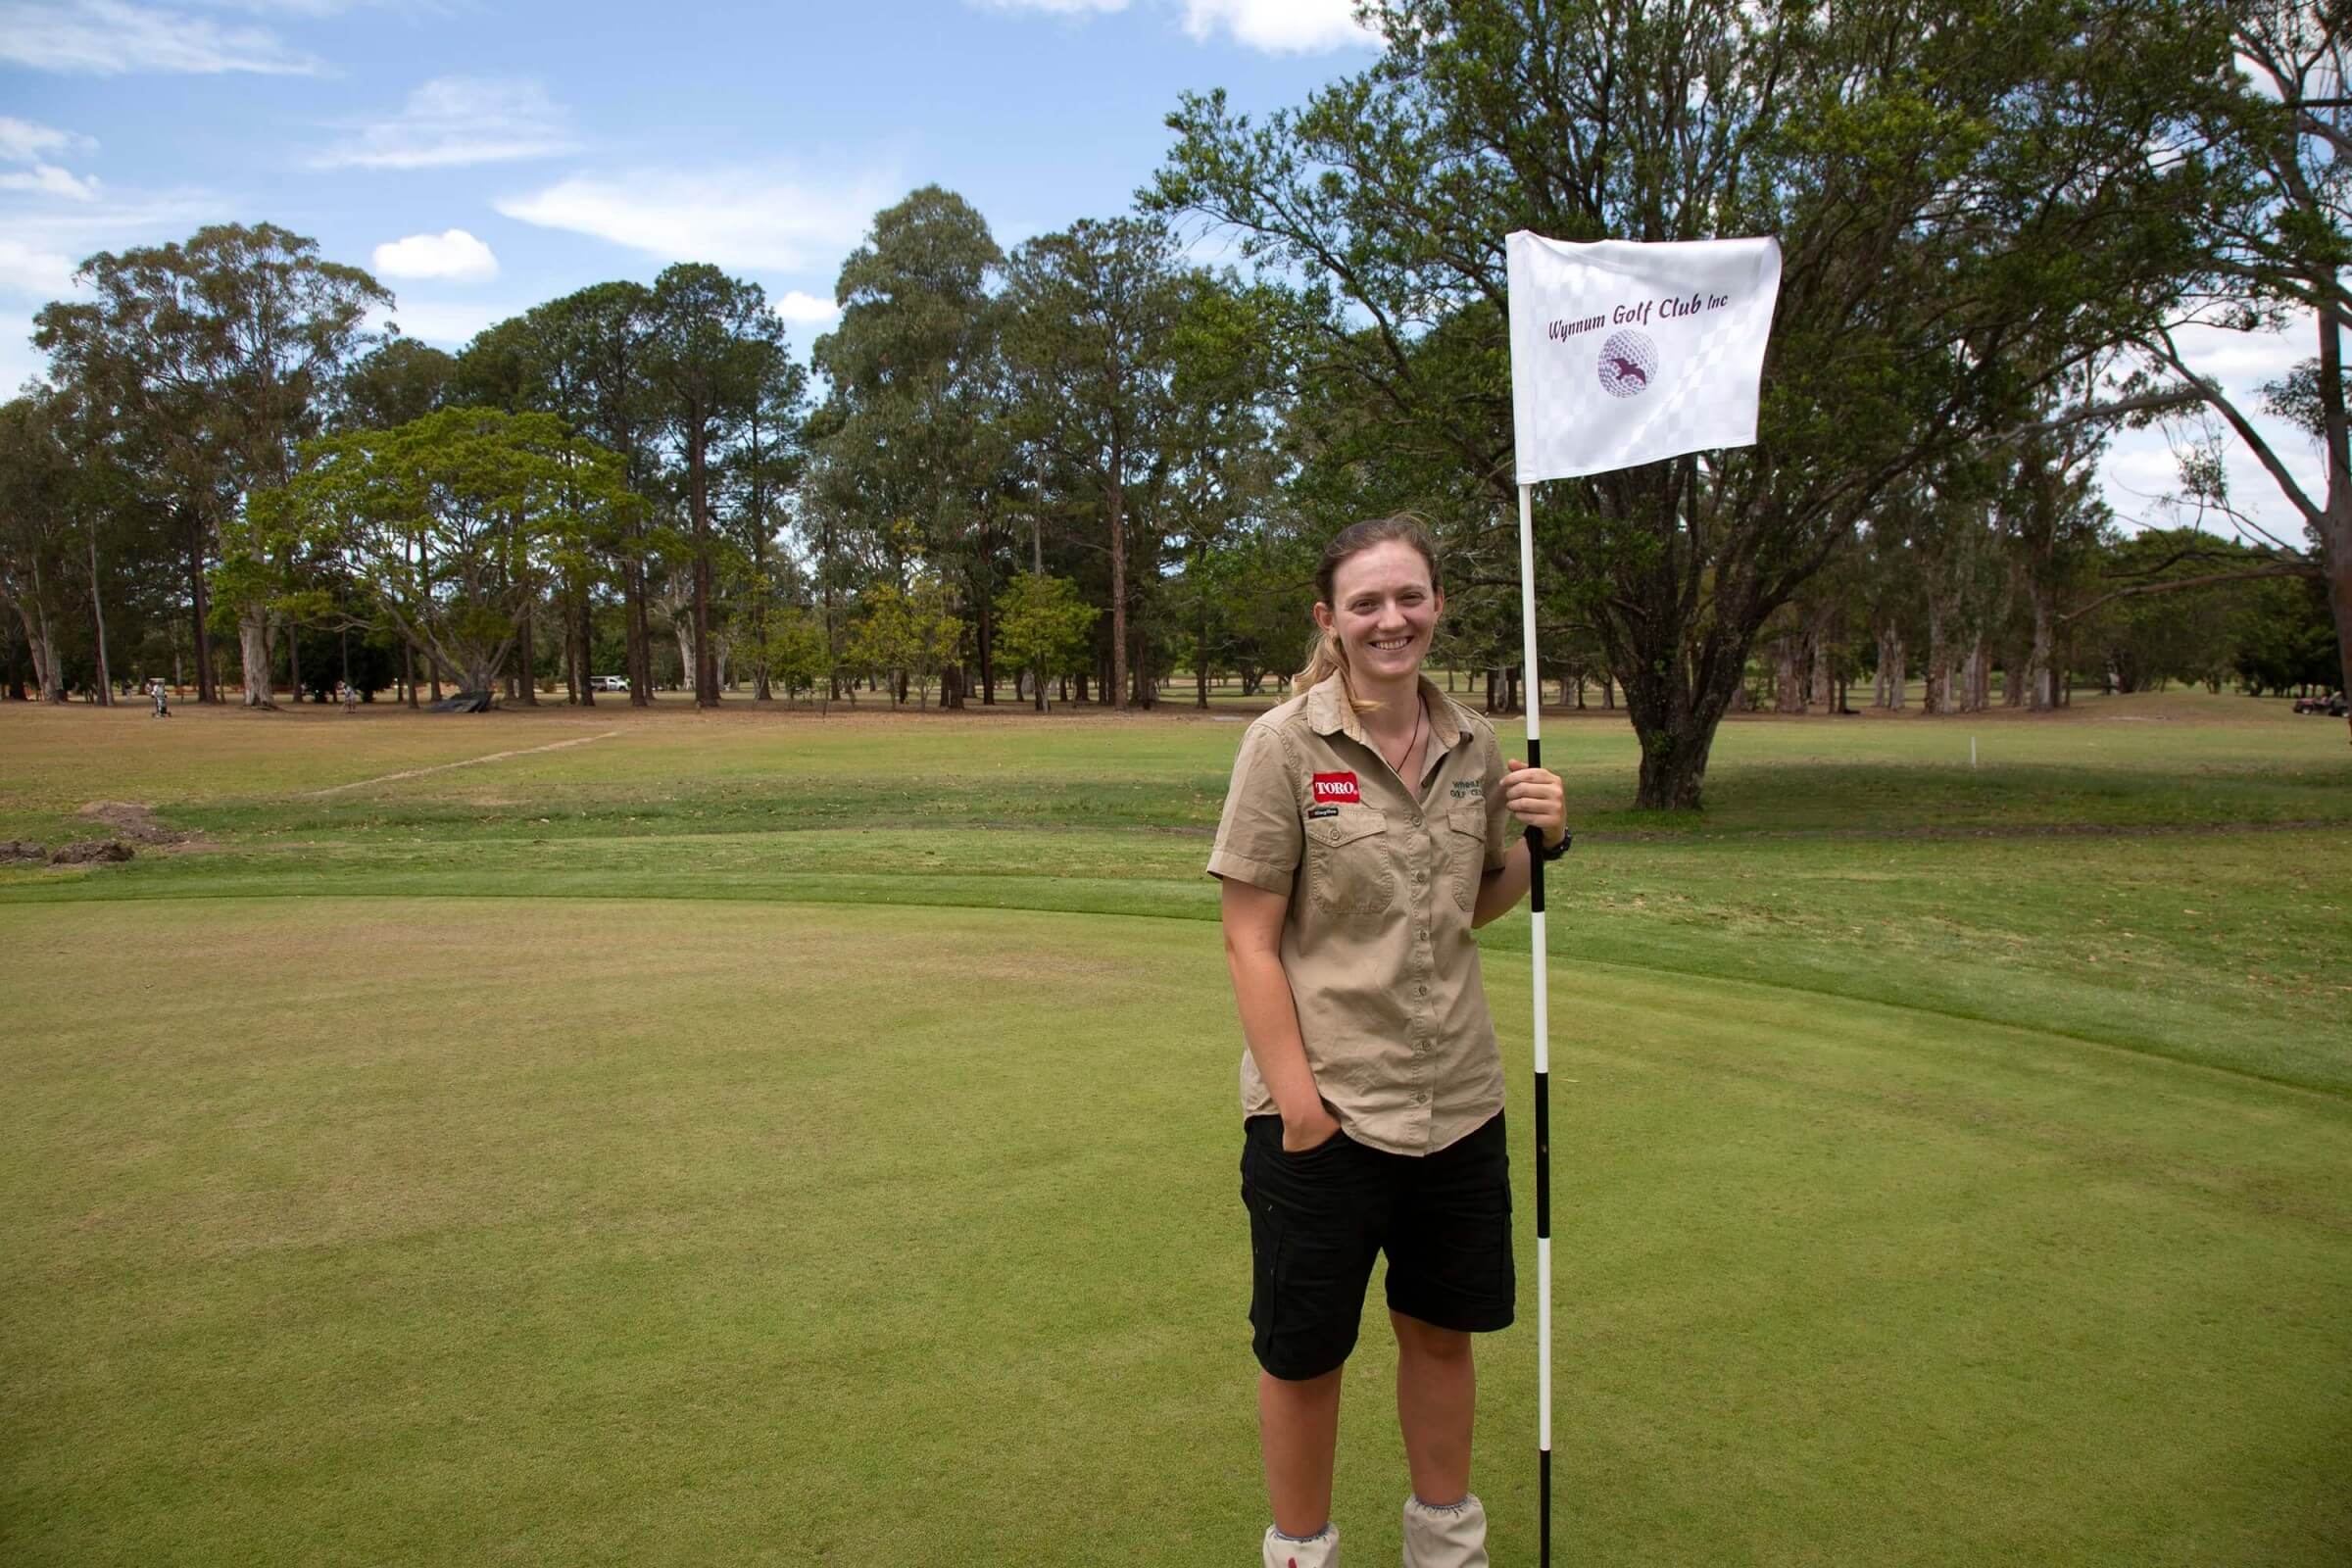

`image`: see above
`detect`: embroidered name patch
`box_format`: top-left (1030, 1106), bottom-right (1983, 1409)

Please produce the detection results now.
top-left (1449, 780), bottom-right (1484, 800)
top-left (1309, 771), bottom-right (1361, 805)
top-left (1305, 805), bottom-right (1340, 820)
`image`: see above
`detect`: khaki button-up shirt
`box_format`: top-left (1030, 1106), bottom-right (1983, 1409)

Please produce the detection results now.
top-left (1207, 673), bottom-right (1515, 1156)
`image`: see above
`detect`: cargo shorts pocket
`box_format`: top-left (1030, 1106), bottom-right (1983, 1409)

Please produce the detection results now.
top-left (1307, 808), bottom-right (1393, 918)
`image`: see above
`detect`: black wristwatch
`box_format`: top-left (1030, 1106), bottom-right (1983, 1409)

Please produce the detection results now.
top-left (1538, 827), bottom-right (1572, 861)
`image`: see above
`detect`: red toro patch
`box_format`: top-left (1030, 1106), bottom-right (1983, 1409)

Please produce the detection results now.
top-left (1310, 771), bottom-right (1361, 805)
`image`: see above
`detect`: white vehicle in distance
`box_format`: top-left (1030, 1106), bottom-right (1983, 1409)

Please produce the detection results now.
top-left (593, 674), bottom-right (629, 692)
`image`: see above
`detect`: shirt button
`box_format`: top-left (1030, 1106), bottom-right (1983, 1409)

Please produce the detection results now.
top-left (1416, 1091), bottom-right (1430, 1104)
top-left (1410, 813), bottom-right (1423, 828)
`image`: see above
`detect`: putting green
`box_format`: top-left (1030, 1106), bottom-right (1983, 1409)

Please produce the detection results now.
top-left (3, 898), bottom-right (2343, 1565)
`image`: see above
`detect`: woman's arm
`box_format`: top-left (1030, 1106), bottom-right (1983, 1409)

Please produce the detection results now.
top-left (1471, 758), bottom-right (1566, 929)
top-left (1220, 878), bottom-right (1341, 1152)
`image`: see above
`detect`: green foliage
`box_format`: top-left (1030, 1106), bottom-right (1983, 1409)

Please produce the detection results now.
top-left (847, 575), bottom-right (965, 707)
top-left (995, 573), bottom-right (1100, 691)
top-left (261, 407), bottom-right (637, 694)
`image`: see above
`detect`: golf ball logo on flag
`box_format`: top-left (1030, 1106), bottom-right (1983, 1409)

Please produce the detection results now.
top-left (1596, 329), bottom-right (1657, 398)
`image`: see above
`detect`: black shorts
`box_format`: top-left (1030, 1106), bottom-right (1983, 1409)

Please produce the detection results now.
top-left (1240, 1111), bottom-right (1514, 1381)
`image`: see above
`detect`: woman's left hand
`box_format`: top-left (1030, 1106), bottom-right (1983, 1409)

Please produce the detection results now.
top-left (1502, 760), bottom-right (1567, 848)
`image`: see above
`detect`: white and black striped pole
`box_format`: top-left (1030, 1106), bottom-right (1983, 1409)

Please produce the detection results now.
top-left (1503, 227), bottom-right (1780, 1568)
top-left (1515, 479), bottom-right (1553, 1568)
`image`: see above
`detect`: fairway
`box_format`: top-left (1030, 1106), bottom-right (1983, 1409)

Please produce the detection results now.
top-left (2, 694), bottom-right (2349, 1564)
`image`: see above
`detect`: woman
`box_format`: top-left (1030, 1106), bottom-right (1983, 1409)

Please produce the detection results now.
top-left (1208, 515), bottom-right (1567, 1568)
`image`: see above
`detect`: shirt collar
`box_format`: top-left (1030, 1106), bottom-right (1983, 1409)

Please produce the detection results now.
top-left (1303, 672), bottom-right (1468, 752)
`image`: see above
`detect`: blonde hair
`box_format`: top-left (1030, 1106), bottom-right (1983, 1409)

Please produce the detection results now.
top-left (1294, 514), bottom-right (1442, 712)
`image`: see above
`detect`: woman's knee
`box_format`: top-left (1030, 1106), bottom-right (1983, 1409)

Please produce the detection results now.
top-left (1390, 1309), bottom-right (1474, 1361)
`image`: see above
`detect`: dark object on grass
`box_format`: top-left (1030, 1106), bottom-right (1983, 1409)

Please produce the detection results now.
top-left (428, 690), bottom-right (496, 713)
top-left (2291, 691), bottom-right (2347, 716)
top-left (49, 839), bottom-right (133, 864)
top-left (0, 840), bottom-right (46, 863)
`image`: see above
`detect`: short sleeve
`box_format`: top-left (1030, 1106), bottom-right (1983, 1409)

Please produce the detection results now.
top-left (1482, 730), bottom-right (1514, 870)
top-left (1206, 724), bottom-right (1302, 896)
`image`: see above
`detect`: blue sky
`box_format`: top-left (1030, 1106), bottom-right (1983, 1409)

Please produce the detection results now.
top-left (0, 0), bottom-right (2322, 540)
top-left (1, 0), bottom-right (1376, 380)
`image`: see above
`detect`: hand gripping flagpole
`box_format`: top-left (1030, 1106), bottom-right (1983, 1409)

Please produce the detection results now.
top-left (1516, 479), bottom-right (1553, 1568)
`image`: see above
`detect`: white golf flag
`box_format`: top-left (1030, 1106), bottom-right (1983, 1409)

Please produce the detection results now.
top-left (1506, 232), bottom-right (1782, 483)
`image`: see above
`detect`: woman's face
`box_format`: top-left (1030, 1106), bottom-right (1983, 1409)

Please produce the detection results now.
top-left (1316, 539), bottom-right (1443, 685)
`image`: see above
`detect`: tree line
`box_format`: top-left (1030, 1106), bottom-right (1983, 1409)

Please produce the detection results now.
top-left (3, 0), bottom-right (2346, 808)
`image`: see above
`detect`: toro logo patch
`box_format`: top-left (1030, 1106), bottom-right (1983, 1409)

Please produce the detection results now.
top-left (1309, 771), bottom-right (1361, 806)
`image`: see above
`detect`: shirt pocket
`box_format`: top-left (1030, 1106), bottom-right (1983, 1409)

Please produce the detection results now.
top-left (1306, 807), bottom-right (1393, 918)
top-left (1446, 803), bottom-right (1488, 910)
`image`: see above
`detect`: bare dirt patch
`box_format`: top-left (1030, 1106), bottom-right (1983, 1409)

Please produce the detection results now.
top-left (76, 801), bottom-right (195, 846)
top-left (49, 839), bottom-right (134, 864)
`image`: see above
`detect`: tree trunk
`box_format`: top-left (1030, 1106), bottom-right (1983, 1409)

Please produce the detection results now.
top-left (1809, 612), bottom-right (1833, 713)
top-left (673, 615), bottom-right (695, 697)
top-left (181, 504), bottom-right (217, 703)
top-left (1107, 456), bottom-right (1129, 712)
top-left (237, 606), bottom-right (272, 708)
top-left (85, 528), bottom-right (112, 706)
top-left (1774, 634), bottom-right (1806, 713)
top-left (519, 599), bottom-right (539, 706)
top-left (628, 563), bottom-right (653, 708)
top-left (1924, 597), bottom-right (1950, 716)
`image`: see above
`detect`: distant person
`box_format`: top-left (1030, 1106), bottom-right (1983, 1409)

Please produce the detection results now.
top-left (149, 677), bottom-right (171, 718)
top-left (337, 679), bottom-right (356, 712)
top-left (1209, 514), bottom-right (1567, 1568)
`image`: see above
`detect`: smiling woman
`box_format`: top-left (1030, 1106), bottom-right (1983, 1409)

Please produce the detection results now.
top-left (1210, 514), bottom-right (1567, 1568)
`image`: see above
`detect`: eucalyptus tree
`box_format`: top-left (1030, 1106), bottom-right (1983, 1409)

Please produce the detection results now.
top-left (648, 264), bottom-right (782, 706)
top-left (721, 336), bottom-right (810, 700)
top-left (33, 223), bottom-right (389, 707)
top-left (335, 337), bottom-right (458, 432)
top-left (0, 395), bottom-right (74, 700)
top-left (528, 281), bottom-right (663, 704)
top-left (2129, 1), bottom-right (2352, 734)
top-left (257, 407), bottom-right (636, 699)
top-left (1001, 216), bottom-right (1187, 710)
top-left (810, 186), bottom-right (1006, 706)
top-left (1154, 0), bottom-right (2231, 807)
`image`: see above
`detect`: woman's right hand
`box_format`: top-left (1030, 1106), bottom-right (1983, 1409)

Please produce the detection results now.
top-left (1282, 1100), bottom-right (1344, 1153)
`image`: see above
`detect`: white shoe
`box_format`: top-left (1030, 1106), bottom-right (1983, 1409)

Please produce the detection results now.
top-left (1401, 1494), bottom-right (1488, 1568)
top-left (1264, 1520), bottom-right (1339, 1567)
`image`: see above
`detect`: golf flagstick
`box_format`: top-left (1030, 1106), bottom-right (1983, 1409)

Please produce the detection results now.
top-left (1517, 479), bottom-right (1553, 1568)
top-left (1503, 230), bottom-right (1782, 1567)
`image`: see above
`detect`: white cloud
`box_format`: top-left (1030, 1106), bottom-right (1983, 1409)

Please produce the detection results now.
top-left (0, 0), bottom-right (324, 74)
top-left (369, 297), bottom-right (518, 348)
top-left (0, 237), bottom-right (78, 298)
top-left (0, 118), bottom-right (100, 199)
top-left (313, 77), bottom-right (577, 171)
top-left (0, 116), bottom-right (92, 163)
top-left (773, 289), bottom-right (840, 324)
top-left (370, 227), bottom-right (499, 282)
top-left (496, 163), bottom-right (895, 272)
top-left (0, 166), bottom-right (101, 199)
top-left (1179, 0), bottom-right (1378, 52)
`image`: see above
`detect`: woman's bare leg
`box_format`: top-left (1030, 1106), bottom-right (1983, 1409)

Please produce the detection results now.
top-left (1392, 1310), bottom-right (1475, 1503)
top-left (1259, 1366), bottom-right (1345, 1537)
